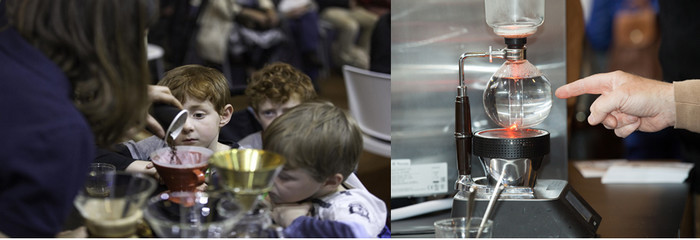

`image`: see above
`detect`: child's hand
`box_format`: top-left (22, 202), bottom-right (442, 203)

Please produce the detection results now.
top-left (271, 202), bottom-right (313, 227)
top-left (126, 160), bottom-right (158, 176)
top-left (125, 161), bottom-right (163, 184)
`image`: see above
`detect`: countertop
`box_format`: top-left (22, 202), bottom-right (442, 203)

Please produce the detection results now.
top-left (391, 160), bottom-right (693, 238)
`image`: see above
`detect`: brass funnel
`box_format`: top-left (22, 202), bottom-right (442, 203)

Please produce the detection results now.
top-left (209, 149), bottom-right (285, 210)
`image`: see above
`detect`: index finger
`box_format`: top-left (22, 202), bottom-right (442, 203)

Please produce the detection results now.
top-left (555, 72), bottom-right (616, 99)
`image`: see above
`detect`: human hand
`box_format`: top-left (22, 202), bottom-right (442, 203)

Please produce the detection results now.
top-left (125, 160), bottom-right (160, 181)
top-left (147, 85), bottom-right (183, 138)
top-left (555, 71), bottom-right (675, 137)
top-left (270, 202), bottom-right (313, 227)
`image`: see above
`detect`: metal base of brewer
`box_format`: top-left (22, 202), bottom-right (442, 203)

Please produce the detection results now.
top-left (451, 179), bottom-right (601, 237)
top-left (459, 177), bottom-right (536, 199)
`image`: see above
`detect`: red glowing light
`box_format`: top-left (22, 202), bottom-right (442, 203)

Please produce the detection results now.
top-left (508, 123), bottom-right (519, 131)
top-left (477, 128), bottom-right (544, 139)
top-left (500, 124), bottom-right (521, 138)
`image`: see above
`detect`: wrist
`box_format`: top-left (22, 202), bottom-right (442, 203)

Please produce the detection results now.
top-left (667, 82), bottom-right (676, 127)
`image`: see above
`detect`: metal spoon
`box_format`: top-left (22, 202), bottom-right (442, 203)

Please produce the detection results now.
top-left (476, 166), bottom-right (508, 238)
top-left (465, 185), bottom-right (477, 232)
top-left (161, 109), bottom-right (188, 164)
top-left (162, 109), bottom-right (187, 148)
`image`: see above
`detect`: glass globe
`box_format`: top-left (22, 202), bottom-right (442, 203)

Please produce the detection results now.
top-left (482, 59), bottom-right (551, 129)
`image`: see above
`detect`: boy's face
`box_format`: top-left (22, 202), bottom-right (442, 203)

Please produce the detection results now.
top-left (269, 167), bottom-right (324, 204)
top-left (255, 94), bottom-right (301, 130)
top-left (174, 96), bottom-right (227, 149)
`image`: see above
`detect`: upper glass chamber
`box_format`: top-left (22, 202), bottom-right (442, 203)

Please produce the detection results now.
top-left (484, 0), bottom-right (544, 38)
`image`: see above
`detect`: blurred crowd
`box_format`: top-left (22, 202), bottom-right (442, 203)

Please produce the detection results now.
top-left (148, 0), bottom-right (390, 94)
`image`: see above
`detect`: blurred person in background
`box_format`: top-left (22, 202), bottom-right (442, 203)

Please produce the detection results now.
top-left (0, 0), bottom-right (156, 236)
top-left (276, 0), bottom-right (324, 91)
top-left (585, 0), bottom-right (679, 160)
top-left (196, 0), bottom-right (285, 95)
top-left (314, 0), bottom-right (378, 69)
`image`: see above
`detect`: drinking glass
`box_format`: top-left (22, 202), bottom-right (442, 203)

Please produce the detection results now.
top-left (143, 191), bottom-right (244, 238)
top-left (74, 172), bottom-right (157, 237)
top-left (434, 217), bottom-right (493, 238)
top-left (84, 163), bottom-right (116, 197)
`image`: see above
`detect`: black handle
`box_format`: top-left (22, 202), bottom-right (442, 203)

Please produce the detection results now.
top-left (455, 94), bottom-right (472, 176)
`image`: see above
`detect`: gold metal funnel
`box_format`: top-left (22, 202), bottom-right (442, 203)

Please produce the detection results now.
top-left (209, 149), bottom-right (285, 210)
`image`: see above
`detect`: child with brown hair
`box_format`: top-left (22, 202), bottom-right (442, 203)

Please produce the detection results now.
top-left (122, 64), bottom-right (237, 159)
top-left (263, 101), bottom-right (389, 238)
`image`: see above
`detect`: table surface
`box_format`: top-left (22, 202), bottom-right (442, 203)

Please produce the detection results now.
top-left (391, 160), bottom-right (693, 238)
top-left (567, 160), bottom-right (692, 237)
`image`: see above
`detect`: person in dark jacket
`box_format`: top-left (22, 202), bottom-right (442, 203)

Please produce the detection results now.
top-left (0, 0), bottom-right (156, 236)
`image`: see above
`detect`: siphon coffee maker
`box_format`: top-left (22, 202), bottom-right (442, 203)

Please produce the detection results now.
top-left (450, 0), bottom-right (601, 237)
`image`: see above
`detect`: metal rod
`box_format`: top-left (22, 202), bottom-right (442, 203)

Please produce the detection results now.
top-left (477, 166), bottom-right (508, 238)
top-left (455, 49), bottom-right (502, 186)
top-left (458, 52), bottom-right (489, 90)
top-left (454, 47), bottom-right (511, 188)
top-left (455, 51), bottom-right (490, 184)
top-left (465, 185), bottom-right (477, 232)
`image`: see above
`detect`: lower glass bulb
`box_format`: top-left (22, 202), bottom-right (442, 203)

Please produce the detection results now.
top-left (483, 59), bottom-right (552, 129)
